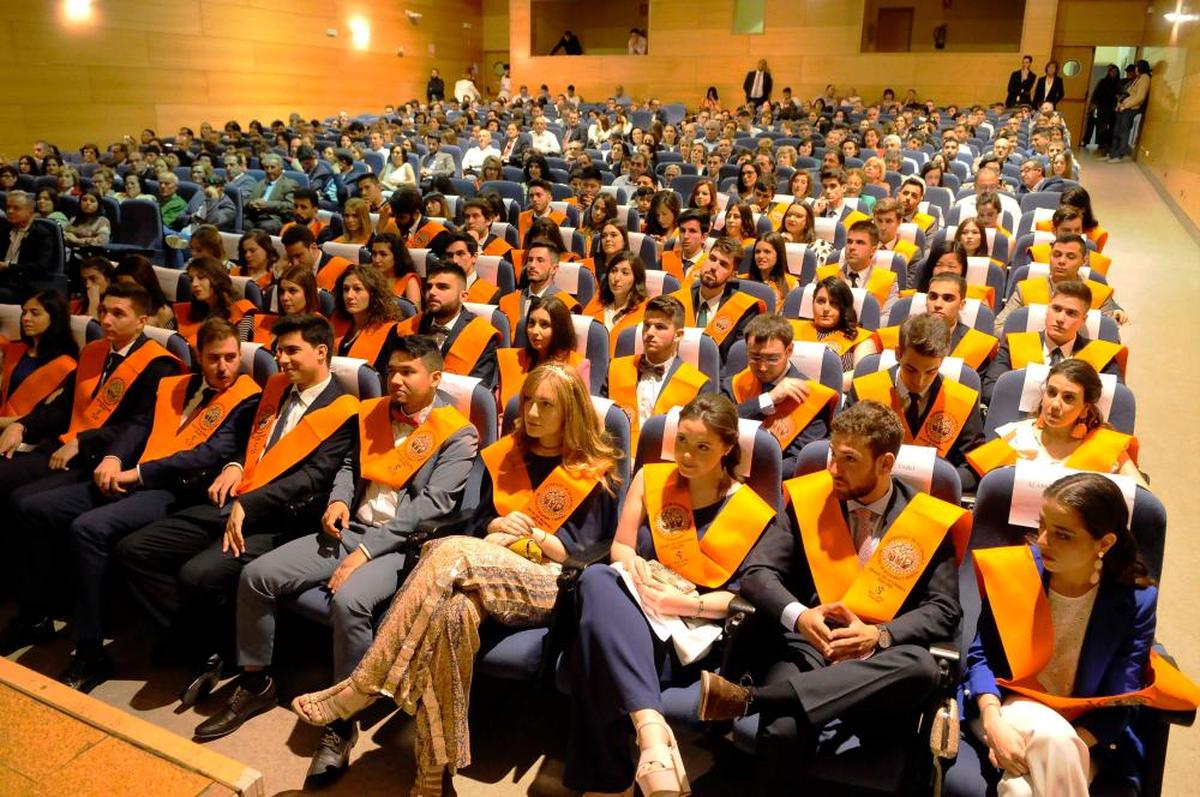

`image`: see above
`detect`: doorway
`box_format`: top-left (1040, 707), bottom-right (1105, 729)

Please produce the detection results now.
top-left (1049, 45), bottom-right (1094, 142)
top-left (875, 8), bottom-right (914, 53)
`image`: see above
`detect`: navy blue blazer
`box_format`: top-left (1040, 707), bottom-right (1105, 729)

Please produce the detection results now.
top-left (963, 547), bottom-right (1158, 752)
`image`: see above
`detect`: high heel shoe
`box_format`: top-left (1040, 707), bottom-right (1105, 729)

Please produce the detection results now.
top-left (633, 719), bottom-right (690, 797)
top-left (291, 678), bottom-right (374, 726)
top-left (409, 765), bottom-right (454, 797)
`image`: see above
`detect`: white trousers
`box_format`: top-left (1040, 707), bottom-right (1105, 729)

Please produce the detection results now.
top-left (972, 696), bottom-right (1091, 797)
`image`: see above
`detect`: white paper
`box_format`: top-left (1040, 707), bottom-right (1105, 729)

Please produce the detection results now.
top-left (876, 349), bottom-right (964, 380)
top-left (892, 445), bottom-right (937, 494)
top-left (1018, 363), bottom-right (1052, 412)
top-left (789, 341), bottom-right (826, 382)
top-left (610, 561), bottom-right (724, 666)
top-left (1008, 460), bottom-right (1136, 529)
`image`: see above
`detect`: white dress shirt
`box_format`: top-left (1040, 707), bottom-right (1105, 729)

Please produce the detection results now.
top-left (461, 144), bottom-right (500, 174)
top-left (257, 374), bottom-right (333, 463)
top-left (635, 354), bottom-right (675, 424)
top-left (529, 130), bottom-right (562, 155)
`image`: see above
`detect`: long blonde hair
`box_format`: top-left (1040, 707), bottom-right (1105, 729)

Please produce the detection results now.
top-left (341, 198), bottom-right (372, 243)
top-left (514, 363), bottom-right (621, 492)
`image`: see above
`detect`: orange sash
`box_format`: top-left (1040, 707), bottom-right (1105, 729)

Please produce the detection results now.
top-left (316, 256), bottom-right (354, 292)
top-left (785, 471), bottom-right (970, 623)
top-left (236, 374), bottom-right (359, 494)
top-left (892, 239), bottom-right (919, 265)
top-left (817, 263), bottom-right (896, 311)
top-left (337, 321), bottom-right (396, 364)
top-left (912, 211), bottom-right (936, 234)
top-left (1029, 240), bottom-right (1112, 276)
top-left (730, 369), bottom-right (837, 449)
top-left (973, 545), bottom-right (1200, 720)
top-left (388, 272), bottom-right (420, 300)
top-left (853, 370), bottom-right (977, 457)
top-left (643, 462), bottom-right (774, 589)
top-left (480, 434), bottom-right (600, 534)
top-left (1018, 276), bottom-right (1114, 311)
top-left (466, 276), bottom-right (499, 304)
top-left (358, 399), bottom-right (471, 488)
top-left (250, 313), bottom-right (280, 345)
top-left (877, 325), bottom-right (996, 370)
top-left (395, 314), bottom-right (499, 378)
top-left (62, 339), bottom-right (177, 443)
top-left (607, 355), bottom-right (709, 444)
top-left (138, 374), bottom-right (261, 464)
top-left (1007, 332), bottom-right (1127, 376)
top-left (966, 427), bottom-right (1139, 478)
top-left (669, 288), bottom-right (764, 343)
top-left (840, 208), bottom-right (871, 230)
top-left (482, 235), bottom-right (512, 257)
top-left (792, 319), bottom-right (875, 357)
top-left (584, 298), bottom-right (647, 356)
top-left (517, 209), bottom-right (566, 243)
top-left (659, 249), bottom-right (688, 282)
top-left (0, 343), bottom-right (75, 417)
top-left (498, 292), bottom-right (522, 345)
top-left (497, 349), bottom-right (582, 407)
top-left (174, 300), bottom-right (257, 347)
top-left (408, 219), bottom-right (448, 249)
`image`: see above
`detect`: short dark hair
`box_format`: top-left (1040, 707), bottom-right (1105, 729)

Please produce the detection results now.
top-left (1051, 279), bottom-right (1092, 309)
top-left (101, 280), bottom-right (151, 316)
top-left (848, 219), bottom-right (880, 244)
top-left (898, 313), bottom-right (950, 358)
top-left (819, 167), bottom-right (846, 184)
top-left (444, 231), bottom-right (477, 256)
top-left (1053, 232), bottom-right (1087, 252)
top-left (281, 224), bottom-right (317, 248)
top-left (197, 317), bottom-right (239, 352)
top-left (427, 261), bottom-right (468, 285)
top-left (677, 208), bottom-right (711, 234)
top-left (389, 185), bottom-right (422, 215)
top-left (526, 178), bottom-right (553, 195)
top-left (80, 255), bottom-right (116, 281)
top-left (527, 237), bottom-right (561, 259)
top-left (389, 334), bottom-right (444, 372)
top-left (644, 294), bottom-right (685, 328)
top-left (270, 313), bottom-right (334, 356)
top-left (744, 314), bottom-right (794, 346)
top-left (928, 271), bottom-right (967, 297)
top-left (462, 197), bottom-right (494, 219)
top-left (900, 176), bottom-right (926, 196)
top-left (832, 400), bottom-right (903, 459)
top-left (293, 188), bottom-right (319, 205)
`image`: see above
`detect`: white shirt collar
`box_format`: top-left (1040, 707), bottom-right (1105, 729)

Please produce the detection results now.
top-left (437, 310), bottom-right (462, 330)
top-left (291, 374), bottom-right (333, 410)
top-left (111, 338), bottom-right (138, 358)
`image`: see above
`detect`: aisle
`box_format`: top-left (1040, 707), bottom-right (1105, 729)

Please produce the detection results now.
top-left (1083, 152), bottom-right (1200, 794)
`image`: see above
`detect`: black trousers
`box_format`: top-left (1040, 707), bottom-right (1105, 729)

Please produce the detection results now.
top-left (115, 502), bottom-right (295, 660)
top-left (754, 636), bottom-right (940, 795)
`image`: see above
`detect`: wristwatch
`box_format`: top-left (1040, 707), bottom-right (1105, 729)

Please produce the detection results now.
top-left (876, 624), bottom-right (893, 650)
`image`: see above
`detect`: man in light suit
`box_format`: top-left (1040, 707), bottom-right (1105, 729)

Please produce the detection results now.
top-left (698, 401), bottom-right (962, 795)
top-left (221, 335), bottom-right (477, 776)
top-left (244, 153), bottom-right (298, 234)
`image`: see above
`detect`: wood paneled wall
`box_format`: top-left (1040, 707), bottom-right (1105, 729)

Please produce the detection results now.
top-left (0, 0), bottom-right (482, 157)
top-left (506, 0), bottom-right (1059, 109)
top-left (1138, 2), bottom-right (1200, 230)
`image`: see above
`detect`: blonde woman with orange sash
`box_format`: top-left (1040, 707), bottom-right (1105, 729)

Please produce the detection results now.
top-left (950, 473), bottom-right (1198, 796)
top-left (966, 359), bottom-right (1145, 487)
top-left (0, 290), bottom-right (77, 429)
top-left (564, 393), bottom-right (781, 797)
top-left (331, 264), bottom-right (401, 375)
top-left (497, 295), bottom-right (585, 407)
top-left (292, 364), bottom-right (621, 796)
top-left (794, 276), bottom-right (878, 391)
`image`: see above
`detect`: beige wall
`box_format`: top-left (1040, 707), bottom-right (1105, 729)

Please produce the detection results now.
top-left (0, 0), bottom-right (482, 157)
top-left (864, 0), bottom-right (1027, 53)
top-left (530, 0), bottom-right (644, 55)
top-left (1138, 2), bottom-right (1200, 229)
top-left (508, 0), bottom-right (1058, 108)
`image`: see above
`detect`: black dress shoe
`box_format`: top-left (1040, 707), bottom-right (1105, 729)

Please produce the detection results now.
top-left (0, 617), bottom-right (56, 655)
top-left (305, 722), bottom-right (359, 781)
top-left (193, 676), bottom-right (277, 741)
top-left (179, 654), bottom-right (225, 709)
top-left (58, 649), bottom-right (114, 693)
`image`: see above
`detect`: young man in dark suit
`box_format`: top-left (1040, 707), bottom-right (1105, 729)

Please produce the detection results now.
top-left (698, 401), bottom-right (965, 794)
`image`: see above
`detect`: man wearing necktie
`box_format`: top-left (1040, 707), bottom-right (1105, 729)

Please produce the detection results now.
top-left (245, 154), bottom-right (297, 234)
top-left (2, 319), bottom-right (259, 692)
top-left (840, 220), bottom-right (898, 320)
top-left (699, 401), bottom-right (962, 793)
top-left (673, 236), bottom-right (762, 361)
top-left (214, 335), bottom-right (477, 774)
top-left (660, 210), bottom-right (709, 282)
top-left (722, 315), bottom-right (833, 477)
top-left (116, 314), bottom-right (356, 715)
top-left (743, 59), bottom-right (773, 108)
top-left (404, 261), bottom-right (500, 389)
top-left (847, 314), bottom-right (984, 492)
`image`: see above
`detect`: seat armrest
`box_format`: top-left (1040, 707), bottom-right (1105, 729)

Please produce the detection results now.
top-left (724, 595), bottom-right (757, 635)
top-left (558, 541), bottom-right (611, 588)
top-left (929, 640), bottom-right (962, 690)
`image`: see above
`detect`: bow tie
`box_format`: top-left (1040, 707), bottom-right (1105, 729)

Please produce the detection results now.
top-left (638, 361), bottom-right (666, 380)
top-left (392, 408), bottom-right (422, 428)
top-left (430, 324), bottom-right (452, 337)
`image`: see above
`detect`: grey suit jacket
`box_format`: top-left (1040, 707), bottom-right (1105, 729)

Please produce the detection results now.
top-left (329, 392), bottom-right (479, 558)
top-left (247, 176), bottom-right (298, 218)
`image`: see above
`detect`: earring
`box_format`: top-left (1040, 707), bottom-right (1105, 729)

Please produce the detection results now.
top-left (1089, 550), bottom-right (1104, 585)
top-left (1071, 422), bottom-right (1089, 439)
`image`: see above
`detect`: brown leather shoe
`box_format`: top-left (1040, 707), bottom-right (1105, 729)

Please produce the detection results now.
top-left (698, 670), bottom-right (751, 721)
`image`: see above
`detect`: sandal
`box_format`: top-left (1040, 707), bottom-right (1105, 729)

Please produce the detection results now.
top-left (633, 719), bottom-right (690, 797)
top-left (291, 678), bottom-right (374, 726)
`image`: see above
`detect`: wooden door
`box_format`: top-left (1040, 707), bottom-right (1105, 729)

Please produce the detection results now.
top-left (1051, 46), bottom-right (1095, 142)
top-left (876, 8), bottom-right (914, 53)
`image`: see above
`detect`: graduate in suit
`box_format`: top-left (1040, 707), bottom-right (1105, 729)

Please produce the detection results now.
top-left (116, 315), bottom-right (357, 713)
top-left (723, 314), bottom-right (837, 478)
top-left (846, 313), bottom-right (985, 491)
top-left (218, 336), bottom-right (478, 775)
top-left (877, 273), bottom-right (999, 373)
top-left (948, 474), bottom-right (1197, 796)
top-left (0, 290), bottom-right (78, 429)
top-left (5, 319), bottom-right (259, 690)
top-left (395, 262), bottom-right (500, 390)
top-left (606, 295), bottom-right (714, 446)
top-left (498, 239), bottom-right (580, 347)
top-left (984, 280), bottom-right (1125, 404)
top-left (668, 236), bottom-right (764, 361)
top-left (699, 401), bottom-right (967, 795)
top-left (442, 230), bottom-right (502, 305)
top-left (996, 234), bottom-right (1126, 332)
top-left (1006, 55), bottom-right (1036, 107)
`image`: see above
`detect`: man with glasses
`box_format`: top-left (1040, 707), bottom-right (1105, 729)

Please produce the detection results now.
top-left (723, 315), bottom-right (838, 477)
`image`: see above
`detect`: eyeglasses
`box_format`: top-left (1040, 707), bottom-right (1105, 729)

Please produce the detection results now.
top-left (747, 354), bottom-right (785, 365)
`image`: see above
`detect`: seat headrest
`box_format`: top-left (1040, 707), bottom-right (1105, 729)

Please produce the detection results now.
top-left (1027, 262), bottom-right (1092, 284)
top-left (475, 256), bottom-right (502, 283)
top-left (239, 341), bottom-right (265, 374)
top-left (142, 325), bottom-right (176, 346)
top-left (69, 315), bottom-right (93, 348)
top-left (897, 223), bottom-right (918, 244)
top-left (329, 356), bottom-right (369, 397)
top-left (644, 271), bottom-right (670, 297)
top-left (229, 275), bottom-right (254, 299)
top-left (798, 283), bottom-right (867, 319)
top-left (570, 314), bottom-right (598, 355)
top-left (876, 348), bottom-right (964, 380)
top-left (813, 217), bottom-right (838, 243)
top-left (554, 263), bottom-right (581, 294)
top-left (783, 243), bottom-right (809, 277)
top-left (153, 266), bottom-right (185, 298)
top-left (1017, 364), bottom-right (1118, 420)
top-left (659, 405), bottom-right (756, 480)
top-left (965, 257), bottom-right (991, 287)
top-left (789, 341), bottom-right (827, 382)
top-left (0, 304), bottom-right (21, 340)
top-left (1007, 460), bottom-right (1135, 529)
top-left (590, 395), bottom-right (616, 424)
top-left (437, 372), bottom-right (482, 415)
top-left (462, 301), bottom-right (498, 320)
top-left (219, 232), bottom-right (242, 261)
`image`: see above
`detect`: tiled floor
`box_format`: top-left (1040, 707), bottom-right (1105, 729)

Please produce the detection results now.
top-left (1, 149), bottom-right (1197, 796)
